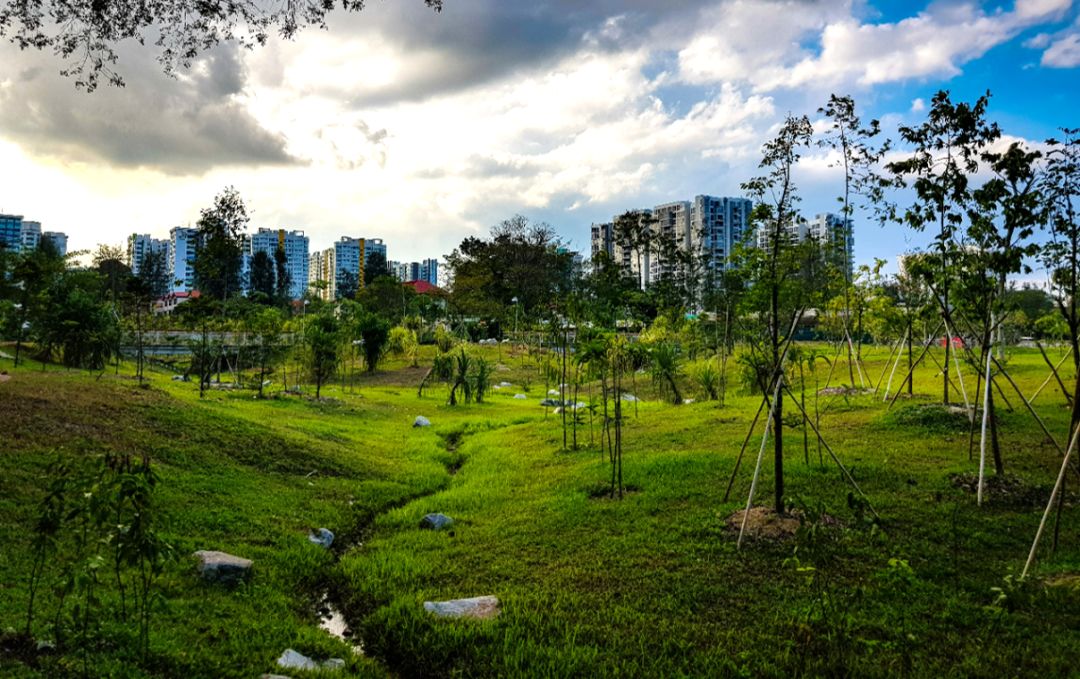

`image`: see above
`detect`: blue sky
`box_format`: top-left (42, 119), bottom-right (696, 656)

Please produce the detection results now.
top-left (0, 0), bottom-right (1077, 277)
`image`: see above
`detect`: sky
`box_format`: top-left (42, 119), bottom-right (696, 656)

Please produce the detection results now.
top-left (0, 0), bottom-right (1078, 273)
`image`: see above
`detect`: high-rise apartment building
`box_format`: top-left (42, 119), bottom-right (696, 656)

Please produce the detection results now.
top-left (419, 258), bottom-right (438, 286)
top-left (250, 228), bottom-right (310, 300)
top-left (127, 234), bottom-right (169, 276)
top-left (41, 231), bottom-right (67, 257)
top-left (0, 214), bottom-right (23, 252)
top-left (20, 221), bottom-right (41, 252)
top-left (755, 212), bottom-right (853, 278)
top-left (808, 213), bottom-right (854, 277)
top-left (692, 195), bottom-right (752, 280)
top-left (169, 227), bottom-right (199, 292)
top-left (309, 236), bottom-right (379, 301)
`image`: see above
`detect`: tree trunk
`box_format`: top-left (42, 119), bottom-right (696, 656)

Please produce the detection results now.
top-left (774, 388), bottom-right (784, 514)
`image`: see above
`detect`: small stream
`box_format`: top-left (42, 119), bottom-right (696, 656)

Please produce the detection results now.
top-left (317, 594), bottom-right (364, 655)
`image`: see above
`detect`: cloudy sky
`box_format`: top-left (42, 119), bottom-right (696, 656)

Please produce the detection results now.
top-left (1, 0), bottom-right (1078, 271)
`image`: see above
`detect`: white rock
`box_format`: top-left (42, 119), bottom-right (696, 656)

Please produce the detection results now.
top-left (621, 393), bottom-right (638, 402)
top-left (413, 416), bottom-right (431, 427)
top-left (276, 649), bottom-right (345, 672)
top-left (683, 399), bottom-right (695, 404)
top-left (192, 550), bottom-right (252, 584)
top-left (308, 528), bottom-right (334, 549)
top-left (513, 394), bottom-right (527, 400)
top-left (423, 595), bottom-right (500, 620)
top-left (548, 389), bottom-right (560, 396)
top-left (499, 381), bottom-right (512, 387)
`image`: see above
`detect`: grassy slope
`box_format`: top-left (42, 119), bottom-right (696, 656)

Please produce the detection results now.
top-left (1, 344), bottom-right (1079, 677)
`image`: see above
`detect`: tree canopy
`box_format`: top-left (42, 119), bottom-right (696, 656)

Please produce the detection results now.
top-left (0, 0), bottom-right (443, 90)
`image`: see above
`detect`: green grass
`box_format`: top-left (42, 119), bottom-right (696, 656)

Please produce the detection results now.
top-left (1, 343), bottom-right (1079, 677)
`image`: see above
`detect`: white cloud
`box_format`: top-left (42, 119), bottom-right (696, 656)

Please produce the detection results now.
top-left (1042, 31), bottom-right (1080, 66)
top-left (678, 0), bottom-right (1072, 91)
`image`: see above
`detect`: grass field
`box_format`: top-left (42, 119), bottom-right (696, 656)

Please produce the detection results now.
top-left (1, 342), bottom-right (1079, 677)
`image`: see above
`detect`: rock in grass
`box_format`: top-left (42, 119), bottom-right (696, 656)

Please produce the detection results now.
top-left (413, 416), bottom-right (431, 427)
top-left (548, 389), bottom-right (560, 396)
top-left (192, 550), bottom-right (252, 584)
top-left (308, 528), bottom-right (334, 549)
top-left (276, 648), bottom-right (345, 672)
top-left (419, 513), bottom-right (454, 530)
top-left (621, 393), bottom-right (638, 402)
top-left (423, 595), bottom-right (500, 620)
top-left (513, 394), bottom-right (527, 400)
top-left (540, 398), bottom-right (562, 407)
top-left (499, 381), bottom-right (512, 387)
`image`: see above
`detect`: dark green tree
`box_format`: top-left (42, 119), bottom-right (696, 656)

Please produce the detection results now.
top-left (249, 250), bottom-right (276, 302)
top-left (364, 250), bottom-right (389, 286)
top-left (305, 308), bottom-right (340, 398)
top-left (193, 186), bottom-right (248, 303)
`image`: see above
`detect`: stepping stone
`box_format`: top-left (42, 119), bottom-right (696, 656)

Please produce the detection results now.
top-left (276, 648), bottom-right (345, 672)
top-left (308, 528), bottom-right (334, 549)
top-left (513, 394), bottom-right (527, 399)
top-left (193, 550), bottom-right (252, 585)
top-left (423, 595), bottom-right (500, 620)
top-left (419, 513), bottom-right (454, 530)
top-left (413, 416), bottom-right (431, 427)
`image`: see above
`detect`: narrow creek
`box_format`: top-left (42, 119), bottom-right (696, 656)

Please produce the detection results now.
top-left (310, 424), bottom-right (470, 664)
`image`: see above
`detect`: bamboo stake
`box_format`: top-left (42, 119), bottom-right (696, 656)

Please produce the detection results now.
top-left (738, 380), bottom-right (782, 549)
top-left (978, 349), bottom-right (992, 506)
top-left (944, 321), bottom-right (969, 413)
top-left (1027, 351), bottom-right (1069, 405)
top-left (887, 321), bottom-right (947, 410)
top-left (874, 333), bottom-right (905, 395)
top-left (1022, 423), bottom-right (1080, 579)
top-left (882, 331), bottom-right (907, 401)
top-left (723, 396), bottom-right (768, 502)
top-left (1036, 340), bottom-right (1073, 406)
top-left (782, 384), bottom-right (881, 521)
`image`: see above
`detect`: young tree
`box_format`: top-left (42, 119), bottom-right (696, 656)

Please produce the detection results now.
top-left (886, 90), bottom-right (1000, 405)
top-left (738, 113), bottom-right (816, 515)
top-left (961, 140), bottom-right (1044, 475)
top-left (250, 307), bottom-right (284, 398)
top-left (305, 309), bottom-right (340, 399)
top-left (818, 94), bottom-right (889, 385)
top-left (1042, 128), bottom-right (1080, 431)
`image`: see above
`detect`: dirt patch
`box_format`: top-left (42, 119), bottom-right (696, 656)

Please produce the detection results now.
top-left (1044, 573), bottom-right (1080, 590)
top-left (586, 483), bottom-right (641, 500)
top-left (726, 506), bottom-right (802, 540)
top-left (817, 386), bottom-right (872, 397)
top-left (949, 472), bottom-right (1071, 507)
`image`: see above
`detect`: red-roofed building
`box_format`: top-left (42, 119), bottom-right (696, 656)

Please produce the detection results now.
top-left (404, 280), bottom-right (441, 295)
top-left (154, 290), bottom-right (201, 315)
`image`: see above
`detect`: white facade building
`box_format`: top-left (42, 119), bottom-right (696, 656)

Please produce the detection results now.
top-left (127, 234), bottom-right (169, 276)
top-left (250, 228), bottom-right (309, 300)
top-left (169, 227), bottom-right (199, 292)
